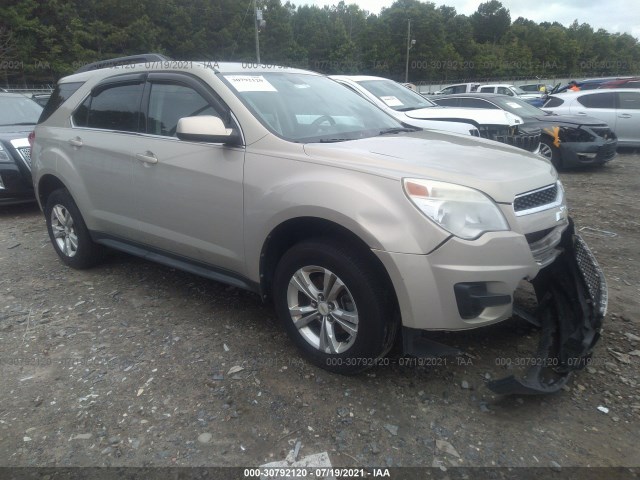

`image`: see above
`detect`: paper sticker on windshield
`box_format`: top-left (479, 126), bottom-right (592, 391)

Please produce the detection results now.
top-left (380, 96), bottom-right (403, 107)
top-left (225, 75), bottom-right (277, 92)
top-left (505, 102), bottom-right (522, 108)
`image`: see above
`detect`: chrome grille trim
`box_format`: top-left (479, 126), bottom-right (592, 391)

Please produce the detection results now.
top-left (17, 147), bottom-right (32, 170)
top-left (10, 138), bottom-right (32, 171)
top-left (514, 182), bottom-right (562, 216)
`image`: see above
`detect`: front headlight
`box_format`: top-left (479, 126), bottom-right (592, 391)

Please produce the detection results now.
top-left (0, 144), bottom-right (12, 163)
top-left (403, 179), bottom-right (509, 240)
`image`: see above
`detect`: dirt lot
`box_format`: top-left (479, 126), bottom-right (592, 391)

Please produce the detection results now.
top-left (1, 152), bottom-right (639, 471)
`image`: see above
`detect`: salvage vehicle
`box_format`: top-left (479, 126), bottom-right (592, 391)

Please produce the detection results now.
top-left (543, 89), bottom-right (640, 147)
top-left (0, 92), bottom-right (42, 205)
top-left (431, 93), bottom-right (617, 169)
top-left (31, 55), bottom-right (607, 394)
top-left (331, 75), bottom-right (541, 154)
top-left (477, 84), bottom-right (544, 102)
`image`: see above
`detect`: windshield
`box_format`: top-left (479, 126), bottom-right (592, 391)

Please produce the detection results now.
top-left (491, 96), bottom-right (545, 116)
top-left (356, 79), bottom-right (436, 112)
top-left (222, 73), bottom-right (403, 143)
top-left (512, 86), bottom-right (527, 95)
top-left (0, 95), bottom-right (43, 126)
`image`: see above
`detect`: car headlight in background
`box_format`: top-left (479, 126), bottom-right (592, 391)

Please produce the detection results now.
top-left (403, 179), bottom-right (509, 240)
top-left (0, 144), bottom-right (12, 163)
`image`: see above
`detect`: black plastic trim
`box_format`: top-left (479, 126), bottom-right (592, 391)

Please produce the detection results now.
top-left (454, 282), bottom-right (511, 319)
top-left (91, 232), bottom-right (259, 293)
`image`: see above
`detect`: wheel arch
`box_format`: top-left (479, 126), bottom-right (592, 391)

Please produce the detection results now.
top-left (259, 217), bottom-right (399, 312)
top-left (37, 174), bottom-right (69, 209)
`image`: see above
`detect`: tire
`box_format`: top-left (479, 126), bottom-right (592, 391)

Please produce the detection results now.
top-left (273, 238), bottom-right (397, 374)
top-left (540, 137), bottom-right (562, 170)
top-left (45, 188), bottom-right (105, 269)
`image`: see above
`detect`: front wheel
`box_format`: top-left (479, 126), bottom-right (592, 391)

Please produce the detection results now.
top-left (273, 239), bottom-right (397, 374)
top-left (539, 137), bottom-right (562, 170)
top-left (45, 189), bottom-right (105, 269)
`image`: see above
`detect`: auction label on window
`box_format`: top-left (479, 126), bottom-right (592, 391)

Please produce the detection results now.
top-left (380, 95), bottom-right (403, 107)
top-left (225, 75), bottom-right (277, 92)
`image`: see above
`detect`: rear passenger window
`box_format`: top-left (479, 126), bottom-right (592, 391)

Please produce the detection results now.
top-left (479, 87), bottom-right (493, 93)
top-left (617, 92), bottom-right (640, 110)
top-left (543, 97), bottom-right (564, 108)
top-left (38, 81), bottom-right (84, 124)
top-left (577, 92), bottom-right (615, 109)
top-left (434, 98), bottom-right (459, 107)
top-left (75, 83), bottom-right (143, 132)
top-left (459, 98), bottom-right (499, 109)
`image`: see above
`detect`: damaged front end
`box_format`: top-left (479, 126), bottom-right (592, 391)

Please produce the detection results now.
top-left (487, 219), bottom-right (607, 395)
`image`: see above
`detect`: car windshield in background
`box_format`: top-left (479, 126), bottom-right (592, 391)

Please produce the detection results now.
top-left (0, 96), bottom-right (43, 126)
top-left (223, 73), bottom-right (402, 143)
top-left (491, 96), bottom-right (546, 117)
top-left (512, 86), bottom-right (528, 95)
top-left (356, 79), bottom-right (436, 112)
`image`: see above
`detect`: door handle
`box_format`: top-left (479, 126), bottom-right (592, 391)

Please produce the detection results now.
top-left (136, 152), bottom-right (158, 165)
top-left (68, 137), bottom-right (83, 147)
top-left (618, 113), bottom-right (632, 118)
top-left (576, 112), bottom-right (586, 115)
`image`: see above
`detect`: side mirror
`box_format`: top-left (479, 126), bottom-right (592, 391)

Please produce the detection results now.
top-left (176, 115), bottom-right (241, 145)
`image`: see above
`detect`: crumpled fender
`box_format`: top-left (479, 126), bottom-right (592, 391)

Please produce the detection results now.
top-left (488, 219), bottom-right (607, 395)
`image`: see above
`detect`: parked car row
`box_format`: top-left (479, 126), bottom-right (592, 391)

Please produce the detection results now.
top-left (430, 93), bottom-right (618, 169)
top-left (331, 76), bottom-right (541, 154)
top-left (25, 55), bottom-right (607, 395)
top-left (432, 82), bottom-right (545, 104)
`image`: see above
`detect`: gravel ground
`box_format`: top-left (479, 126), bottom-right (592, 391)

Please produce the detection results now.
top-left (0, 152), bottom-right (639, 470)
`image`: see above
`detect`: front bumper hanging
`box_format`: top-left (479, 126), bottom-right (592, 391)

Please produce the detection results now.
top-left (487, 219), bottom-right (608, 395)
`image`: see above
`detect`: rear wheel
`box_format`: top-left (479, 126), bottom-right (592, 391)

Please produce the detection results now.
top-left (45, 189), bottom-right (105, 269)
top-left (540, 137), bottom-right (562, 170)
top-left (273, 239), bottom-right (396, 374)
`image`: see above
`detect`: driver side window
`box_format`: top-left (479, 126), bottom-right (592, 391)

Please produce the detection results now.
top-left (147, 83), bottom-right (218, 137)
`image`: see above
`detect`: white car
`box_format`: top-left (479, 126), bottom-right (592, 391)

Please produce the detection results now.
top-left (543, 89), bottom-right (640, 147)
top-left (331, 75), bottom-right (541, 154)
top-left (477, 84), bottom-right (543, 101)
top-left (433, 82), bottom-right (481, 95)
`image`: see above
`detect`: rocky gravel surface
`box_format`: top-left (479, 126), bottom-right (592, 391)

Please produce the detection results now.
top-left (0, 153), bottom-right (639, 470)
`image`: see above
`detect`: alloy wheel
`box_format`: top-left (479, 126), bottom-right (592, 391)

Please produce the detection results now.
top-left (286, 265), bottom-right (359, 354)
top-left (50, 204), bottom-right (78, 257)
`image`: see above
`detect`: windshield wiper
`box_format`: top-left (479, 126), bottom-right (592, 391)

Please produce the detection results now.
top-left (1, 122), bottom-right (37, 126)
top-left (378, 127), bottom-right (416, 135)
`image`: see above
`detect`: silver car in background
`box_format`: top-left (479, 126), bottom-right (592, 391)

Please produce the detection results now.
top-left (543, 89), bottom-right (640, 147)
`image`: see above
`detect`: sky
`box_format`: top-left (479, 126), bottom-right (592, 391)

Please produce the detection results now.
top-left (296, 0), bottom-right (640, 40)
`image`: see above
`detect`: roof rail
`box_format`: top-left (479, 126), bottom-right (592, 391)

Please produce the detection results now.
top-left (74, 53), bottom-right (171, 74)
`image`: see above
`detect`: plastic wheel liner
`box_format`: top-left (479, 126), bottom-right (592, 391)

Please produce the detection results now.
top-left (487, 219), bottom-right (608, 395)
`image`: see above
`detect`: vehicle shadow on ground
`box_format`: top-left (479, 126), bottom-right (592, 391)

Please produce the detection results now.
top-left (0, 201), bottom-right (39, 217)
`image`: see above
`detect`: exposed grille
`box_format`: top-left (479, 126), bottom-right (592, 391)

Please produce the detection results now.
top-left (574, 235), bottom-right (608, 316)
top-left (514, 184), bottom-right (558, 213)
top-left (494, 132), bottom-right (541, 152)
top-left (17, 147), bottom-right (32, 169)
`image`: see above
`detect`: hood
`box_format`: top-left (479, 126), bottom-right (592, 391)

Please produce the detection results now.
top-left (527, 113), bottom-right (607, 127)
top-left (303, 130), bottom-right (556, 203)
top-left (404, 107), bottom-right (521, 127)
top-left (0, 124), bottom-right (36, 140)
